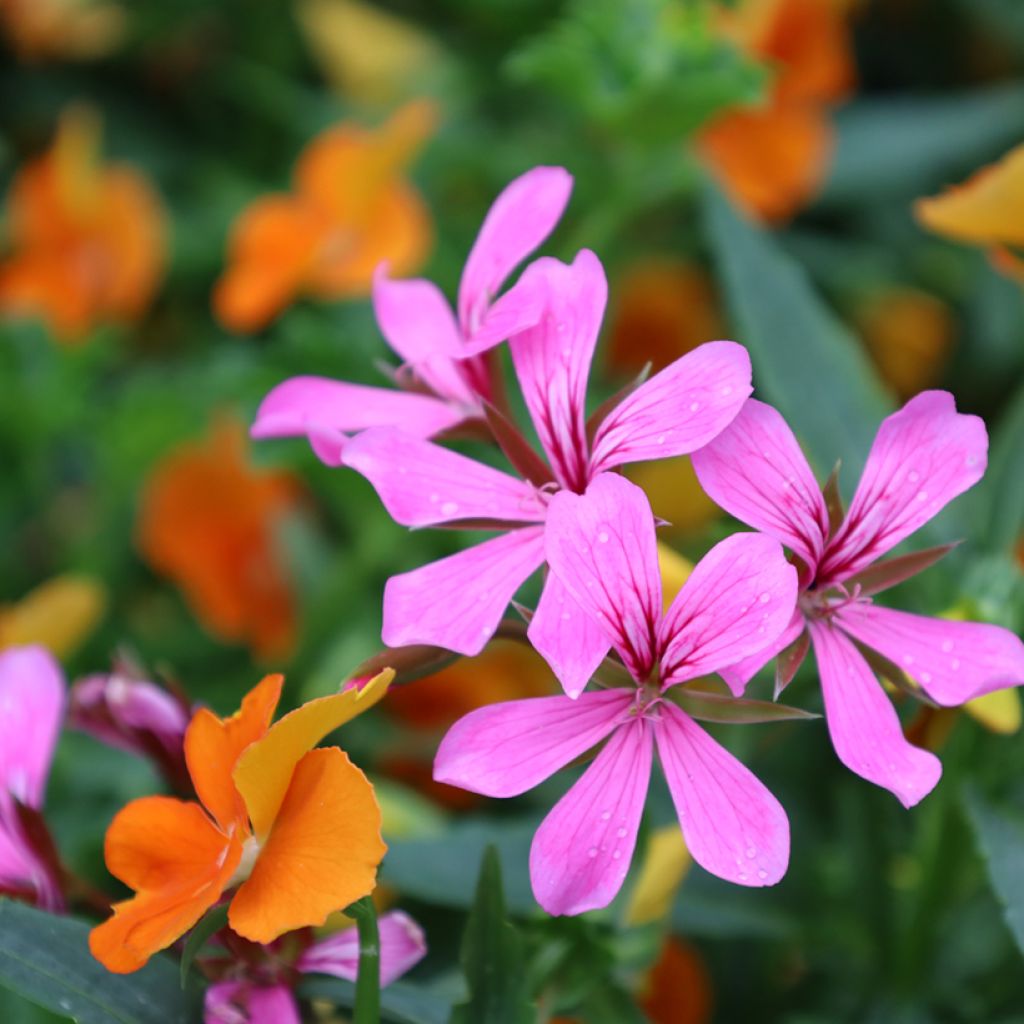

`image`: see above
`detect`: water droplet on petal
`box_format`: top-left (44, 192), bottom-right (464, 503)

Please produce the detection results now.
top-left (601, 810), bottom-right (611, 821)
top-left (941, 640), bottom-right (953, 653)
top-left (689, 402), bottom-right (700, 412)
top-left (598, 531), bottom-right (609, 543)
top-left (612, 850), bottom-right (622, 860)
top-left (722, 385), bottom-right (733, 396)
top-left (759, 592), bottom-right (771, 604)
top-left (616, 827), bottom-right (627, 838)
top-left (908, 470), bottom-right (920, 483)
top-left (951, 658), bottom-right (960, 670)
top-left (746, 846), bottom-right (757, 858)
top-left (441, 501), bottom-right (459, 516)
top-left (757, 869), bottom-right (768, 880)
top-left (588, 847), bottom-right (598, 858)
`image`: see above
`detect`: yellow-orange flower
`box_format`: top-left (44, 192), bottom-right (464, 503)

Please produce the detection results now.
top-left (214, 101), bottom-right (435, 333)
top-left (0, 575), bottom-right (106, 658)
top-left (90, 670), bottom-right (391, 973)
top-left (639, 936), bottom-right (713, 1024)
top-left (0, 106), bottom-right (165, 342)
top-left (915, 143), bottom-right (1024, 282)
top-left (137, 416), bottom-right (301, 660)
top-left (0, 0), bottom-right (124, 62)
top-left (699, 0), bottom-right (855, 222)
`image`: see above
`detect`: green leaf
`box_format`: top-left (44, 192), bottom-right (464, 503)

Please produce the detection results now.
top-left (179, 904), bottom-right (229, 988)
top-left (962, 788), bottom-right (1024, 957)
top-left (299, 977), bottom-right (453, 1024)
top-left (976, 381), bottom-right (1024, 554)
top-left (669, 689), bottom-right (819, 724)
top-left (577, 982), bottom-right (649, 1024)
top-left (0, 901), bottom-right (198, 1024)
top-left (450, 846), bottom-right (534, 1024)
top-left (702, 181), bottom-right (892, 479)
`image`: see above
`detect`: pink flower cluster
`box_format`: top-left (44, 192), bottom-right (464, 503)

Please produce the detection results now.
top-left (255, 166), bottom-right (1024, 917)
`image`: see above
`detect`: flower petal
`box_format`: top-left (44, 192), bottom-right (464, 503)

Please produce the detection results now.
top-left (659, 534), bottom-right (798, 691)
top-left (0, 645), bottom-right (64, 808)
top-left (297, 910), bottom-right (427, 986)
top-left (433, 689), bottom-right (632, 797)
top-left (458, 166), bottom-right (573, 337)
top-left (655, 702), bottom-right (789, 886)
top-left (230, 748), bottom-right (386, 943)
top-left (690, 398), bottom-right (829, 572)
top-left (820, 391), bottom-right (987, 581)
top-left (718, 610), bottom-right (807, 695)
top-left (508, 250), bottom-right (605, 491)
top-left (183, 674), bottom-right (283, 832)
top-left (205, 982), bottom-right (302, 1024)
top-left (382, 528), bottom-right (545, 655)
top-left (835, 604), bottom-right (1024, 707)
top-left (545, 474), bottom-right (661, 682)
top-left (589, 341), bottom-right (752, 474)
top-left (527, 574), bottom-right (611, 698)
top-left (808, 620), bottom-right (941, 807)
top-left (251, 376), bottom-right (465, 467)
top-left (342, 427), bottom-right (546, 527)
top-left (529, 720), bottom-right (651, 916)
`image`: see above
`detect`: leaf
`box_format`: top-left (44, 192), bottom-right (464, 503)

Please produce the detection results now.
top-left (962, 787), bottom-right (1024, 956)
top-left (483, 402), bottom-right (553, 488)
top-left (577, 982), bottom-right (649, 1024)
top-left (843, 543), bottom-right (960, 597)
top-left (348, 645), bottom-right (460, 688)
top-left (822, 462), bottom-right (844, 537)
top-left (702, 181), bottom-right (892, 478)
top-left (669, 688), bottom-right (819, 725)
top-left (977, 380), bottom-right (1024, 554)
top-left (179, 904), bottom-right (228, 988)
top-left (300, 976), bottom-right (453, 1024)
top-left (774, 630), bottom-right (811, 699)
top-left (0, 901), bottom-right (197, 1024)
top-left (585, 362), bottom-right (651, 444)
top-left (450, 846), bottom-right (534, 1024)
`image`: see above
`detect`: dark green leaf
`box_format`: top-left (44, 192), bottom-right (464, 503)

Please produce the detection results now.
top-left (179, 904), bottom-right (228, 988)
top-left (845, 543), bottom-right (959, 597)
top-left (300, 976), bottom-right (454, 1024)
top-left (977, 381), bottom-right (1024, 554)
top-left (0, 901), bottom-right (198, 1024)
top-left (669, 688), bottom-right (819, 724)
top-left (702, 181), bottom-right (891, 479)
top-left (577, 981), bottom-right (648, 1024)
top-left (450, 846), bottom-right (534, 1024)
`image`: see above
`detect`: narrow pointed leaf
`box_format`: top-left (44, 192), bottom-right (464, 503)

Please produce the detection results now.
top-left (977, 379), bottom-right (1024, 554)
top-left (179, 903), bottom-right (229, 987)
top-left (348, 646), bottom-right (459, 688)
top-left (844, 543), bottom-right (960, 597)
top-left (667, 689), bottom-right (819, 725)
top-left (822, 461), bottom-right (844, 537)
top-left (585, 362), bottom-right (652, 445)
top-left (483, 402), bottom-right (554, 488)
top-left (300, 977), bottom-right (453, 1024)
top-left (774, 630), bottom-right (811, 699)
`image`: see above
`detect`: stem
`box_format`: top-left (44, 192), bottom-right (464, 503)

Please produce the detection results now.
top-left (348, 897), bottom-right (380, 1024)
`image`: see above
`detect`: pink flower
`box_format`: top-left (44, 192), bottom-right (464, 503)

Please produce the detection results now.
top-left (250, 166), bottom-right (573, 465)
top-left (0, 645), bottom-right (65, 910)
top-left (203, 911), bottom-right (427, 1023)
top-left (434, 474), bottom-right (797, 915)
top-left (691, 391), bottom-right (1024, 807)
top-left (343, 251), bottom-right (752, 694)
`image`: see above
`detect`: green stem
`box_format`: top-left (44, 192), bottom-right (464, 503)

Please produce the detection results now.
top-left (349, 897), bottom-right (380, 1024)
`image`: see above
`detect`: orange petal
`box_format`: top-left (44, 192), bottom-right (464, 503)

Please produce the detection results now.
top-left (233, 669), bottom-right (391, 840)
top-left (184, 674), bottom-right (283, 831)
top-left (700, 102), bottom-right (832, 223)
top-left (915, 144), bottom-right (1024, 248)
top-left (90, 834), bottom-right (242, 974)
top-left (0, 574), bottom-right (106, 656)
top-left (639, 936), bottom-right (713, 1024)
top-left (229, 747), bottom-right (386, 943)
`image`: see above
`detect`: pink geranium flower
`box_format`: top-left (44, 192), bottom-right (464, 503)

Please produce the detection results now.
top-left (203, 910), bottom-right (426, 1024)
top-left (0, 645), bottom-right (65, 910)
top-left (250, 166), bottom-right (573, 465)
top-left (434, 474), bottom-right (797, 915)
top-left (342, 250), bottom-right (752, 694)
top-left (691, 392), bottom-right (1024, 807)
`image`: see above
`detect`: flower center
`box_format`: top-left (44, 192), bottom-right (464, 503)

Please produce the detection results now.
top-left (799, 581), bottom-right (871, 622)
top-left (225, 835), bottom-right (261, 889)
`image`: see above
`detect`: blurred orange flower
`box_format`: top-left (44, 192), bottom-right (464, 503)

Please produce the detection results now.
top-left (214, 101), bottom-right (436, 333)
top-left (639, 936), bottom-right (713, 1024)
top-left (90, 670), bottom-right (390, 973)
top-left (0, 106), bottom-right (165, 342)
top-left (699, 0), bottom-right (856, 222)
top-left (0, 0), bottom-right (124, 62)
top-left (137, 416), bottom-right (301, 660)
top-left (915, 143), bottom-right (1024, 282)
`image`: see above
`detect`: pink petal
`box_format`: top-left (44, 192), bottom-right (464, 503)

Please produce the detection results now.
top-left (655, 702), bottom-right (789, 886)
top-left (204, 981), bottom-right (301, 1024)
top-left (835, 604), bottom-right (1024, 707)
top-left (297, 910), bottom-right (427, 987)
top-left (251, 376), bottom-right (465, 466)
top-left (807, 620), bottom-right (941, 807)
top-left (342, 427), bottom-right (546, 527)
top-left (588, 341), bottom-right (752, 474)
top-left (658, 534), bottom-right (798, 691)
top-left (372, 268), bottom-right (477, 404)
top-left (382, 528), bottom-right (545, 655)
top-left (690, 398), bottom-right (830, 572)
top-left (0, 646), bottom-right (64, 808)
top-left (458, 166), bottom-right (573, 337)
top-left (460, 269), bottom-right (547, 355)
top-left (529, 719), bottom-right (651, 916)
top-left (820, 391), bottom-right (987, 582)
top-left (0, 790), bottom-right (62, 910)
top-left (528, 574), bottom-right (611, 699)
top-left (545, 474), bottom-right (661, 682)
top-left (508, 251), bottom-right (605, 491)
top-left (718, 610), bottom-right (808, 696)
top-left (434, 690), bottom-right (632, 797)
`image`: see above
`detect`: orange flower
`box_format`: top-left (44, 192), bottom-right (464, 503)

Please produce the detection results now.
top-left (699, 0), bottom-right (856, 222)
top-left (137, 416), bottom-right (300, 660)
top-left (638, 936), bottom-right (713, 1024)
top-left (214, 101), bottom-right (435, 333)
top-left (915, 143), bottom-right (1024, 282)
top-left (0, 106), bottom-right (165, 342)
top-left (90, 670), bottom-right (391, 973)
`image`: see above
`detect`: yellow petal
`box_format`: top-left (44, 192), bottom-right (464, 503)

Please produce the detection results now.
top-left (0, 575), bottom-right (106, 657)
top-left (658, 542), bottom-right (694, 612)
top-left (915, 143), bottom-right (1024, 248)
top-left (624, 825), bottom-right (692, 926)
top-left (965, 687), bottom-right (1022, 735)
top-left (233, 668), bottom-right (392, 839)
